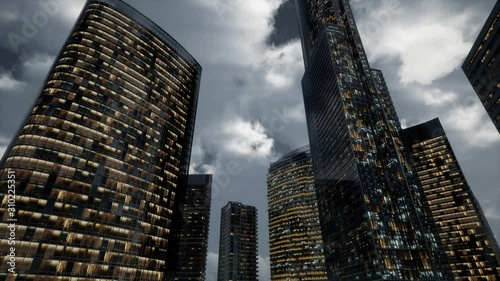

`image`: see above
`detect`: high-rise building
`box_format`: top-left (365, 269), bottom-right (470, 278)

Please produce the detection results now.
top-left (217, 202), bottom-right (258, 281)
top-left (403, 118), bottom-right (500, 280)
top-left (167, 174), bottom-right (212, 281)
top-left (295, 0), bottom-right (451, 279)
top-left (462, 1), bottom-right (500, 133)
top-left (267, 145), bottom-right (328, 281)
top-left (0, 0), bottom-right (201, 279)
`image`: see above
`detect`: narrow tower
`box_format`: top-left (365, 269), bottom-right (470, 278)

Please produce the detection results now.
top-left (0, 0), bottom-right (201, 279)
top-left (217, 202), bottom-right (258, 281)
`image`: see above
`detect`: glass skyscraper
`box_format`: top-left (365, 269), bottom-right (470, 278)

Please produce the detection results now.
top-left (267, 145), bottom-right (328, 281)
top-left (217, 201), bottom-right (258, 281)
top-left (295, 0), bottom-right (451, 279)
top-left (0, 0), bottom-right (201, 279)
top-left (462, 1), bottom-right (500, 133)
top-left (404, 118), bottom-right (500, 280)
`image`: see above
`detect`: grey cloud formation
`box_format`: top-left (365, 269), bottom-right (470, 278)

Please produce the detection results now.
top-left (0, 1), bottom-right (499, 280)
top-left (267, 0), bottom-right (299, 46)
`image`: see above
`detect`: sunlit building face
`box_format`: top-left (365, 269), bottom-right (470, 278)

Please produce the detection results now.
top-left (404, 118), bottom-right (500, 280)
top-left (267, 145), bottom-right (328, 281)
top-left (0, 0), bottom-right (201, 279)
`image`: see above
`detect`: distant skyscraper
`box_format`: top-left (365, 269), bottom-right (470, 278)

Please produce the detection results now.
top-left (404, 118), bottom-right (500, 280)
top-left (463, 1), bottom-right (500, 133)
top-left (295, 0), bottom-right (451, 279)
top-left (0, 0), bottom-right (201, 279)
top-left (167, 175), bottom-right (212, 281)
top-left (217, 202), bottom-right (258, 281)
top-left (267, 145), bottom-right (328, 281)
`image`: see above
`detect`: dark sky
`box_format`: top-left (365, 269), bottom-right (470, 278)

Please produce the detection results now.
top-left (0, 1), bottom-right (499, 280)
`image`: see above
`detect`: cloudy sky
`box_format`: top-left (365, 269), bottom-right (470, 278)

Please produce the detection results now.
top-left (0, 0), bottom-right (499, 280)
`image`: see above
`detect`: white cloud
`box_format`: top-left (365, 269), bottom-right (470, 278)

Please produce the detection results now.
top-left (400, 118), bottom-right (409, 129)
top-left (0, 9), bottom-right (18, 22)
top-left (22, 54), bottom-right (55, 77)
top-left (282, 103), bottom-right (306, 122)
top-left (361, 3), bottom-right (475, 85)
top-left (442, 103), bottom-right (500, 148)
top-left (0, 72), bottom-right (23, 90)
top-left (258, 255), bottom-right (271, 281)
top-left (204, 252), bottom-right (270, 281)
top-left (371, 23), bottom-right (469, 85)
top-left (223, 118), bottom-right (274, 159)
top-left (420, 88), bottom-right (458, 106)
top-left (191, 0), bottom-right (282, 66)
top-left (60, 1), bottom-right (86, 24)
top-left (205, 252), bottom-right (219, 281)
top-left (0, 146), bottom-right (7, 160)
top-left (0, 136), bottom-right (9, 160)
top-left (485, 205), bottom-right (500, 221)
top-left (262, 40), bottom-right (303, 89)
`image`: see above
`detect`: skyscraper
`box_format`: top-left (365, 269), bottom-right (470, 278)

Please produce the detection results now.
top-left (0, 0), bottom-right (201, 279)
top-left (404, 118), bottom-right (500, 280)
top-left (295, 0), bottom-right (451, 279)
top-left (462, 1), bottom-right (500, 133)
top-left (217, 202), bottom-right (258, 281)
top-left (267, 145), bottom-right (328, 281)
top-left (167, 174), bottom-right (212, 281)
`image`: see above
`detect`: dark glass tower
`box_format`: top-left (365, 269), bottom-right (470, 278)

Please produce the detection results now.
top-left (217, 202), bottom-right (258, 281)
top-left (404, 118), bottom-right (500, 280)
top-left (462, 1), bottom-right (500, 133)
top-left (0, 0), bottom-right (201, 279)
top-left (167, 174), bottom-right (212, 281)
top-left (295, 0), bottom-right (451, 280)
top-left (267, 145), bottom-right (328, 281)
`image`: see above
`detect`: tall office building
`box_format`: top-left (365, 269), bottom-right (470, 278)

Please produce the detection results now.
top-left (166, 174), bottom-right (212, 281)
top-left (267, 145), bottom-right (328, 281)
top-left (0, 0), bottom-right (201, 279)
top-left (404, 118), bottom-right (500, 280)
top-left (217, 202), bottom-right (258, 281)
top-left (462, 1), bottom-right (500, 133)
top-left (295, 0), bottom-right (451, 279)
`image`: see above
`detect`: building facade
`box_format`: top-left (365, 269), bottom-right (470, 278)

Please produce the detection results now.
top-left (0, 0), bottom-right (201, 280)
top-left (462, 1), bottom-right (500, 133)
top-left (295, 0), bottom-right (451, 280)
top-left (267, 145), bottom-right (328, 281)
top-left (404, 118), bottom-right (500, 280)
top-left (167, 174), bottom-right (212, 281)
top-left (217, 202), bottom-right (258, 281)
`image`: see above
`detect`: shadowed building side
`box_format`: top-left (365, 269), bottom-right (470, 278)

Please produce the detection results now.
top-left (166, 174), bottom-right (212, 281)
top-left (404, 118), bottom-right (500, 280)
top-left (462, 1), bottom-right (500, 133)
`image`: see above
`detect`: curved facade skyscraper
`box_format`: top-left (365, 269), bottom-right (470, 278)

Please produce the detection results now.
top-left (267, 145), bottom-right (327, 281)
top-left (0, 0), bottom-right (201, 279)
